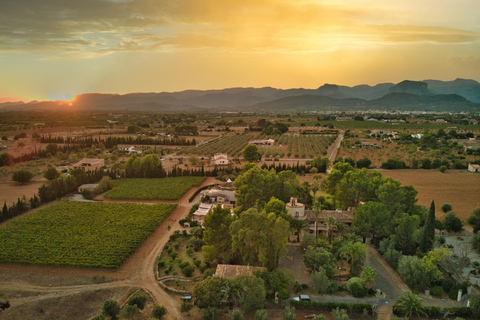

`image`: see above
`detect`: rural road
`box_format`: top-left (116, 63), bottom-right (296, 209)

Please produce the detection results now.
top-left (0, 177), bottom-right (220, 320)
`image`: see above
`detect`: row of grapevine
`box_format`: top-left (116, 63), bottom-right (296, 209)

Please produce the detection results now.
top-left (178, 134), bottom-right (251, 157)
top-left (0, 202), bottom-right (177, 269)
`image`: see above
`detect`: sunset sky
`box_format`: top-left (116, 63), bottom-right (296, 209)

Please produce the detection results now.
top-left (1, 0), bottom-right (479, 102)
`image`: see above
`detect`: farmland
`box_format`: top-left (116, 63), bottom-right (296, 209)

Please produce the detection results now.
top-left (104, 176), bottom-right (206, 200)
top-left (178, 133), bottom-right (337, 159)
top-left (0, 201), bottom-right (177, 268)
top-left (374, 169), bottom-right (480, 221)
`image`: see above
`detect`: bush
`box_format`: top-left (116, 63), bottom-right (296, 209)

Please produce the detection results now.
top-left (430, 286), bottom-right (444, 297)
top-left (182, 264), bottom-right (195, 277)
top-left (12, 169), bottom-right (34, 184)
top-left (346, 277), bottom-right (368, 298)
top-left (157, 260), bottom-right (165, 268)
top-left (127, 293), bottom-right (148, 310)
top-left (254, 309), bottom-right (268, 320)
top-left (201, 307), bottom-right (218, 320)
top-left (441, 278), bottom-right (455, 292)
top-left (181, 301), bottom-right (194, 313)
top-left (151, 305), bottom-right (168, 319)
top-left (102, 299), bottom-right (120, 319)
top-left (229, 310), bottom-right (244, 320)
top-left (444, 212), bottom-right (464, 233)
top-left (326, 281), bottom-right (339, 294)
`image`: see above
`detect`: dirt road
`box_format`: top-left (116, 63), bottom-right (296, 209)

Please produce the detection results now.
top-left (0, 177), bottom-right (220, 320)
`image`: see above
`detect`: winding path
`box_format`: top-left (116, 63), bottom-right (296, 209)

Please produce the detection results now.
top-left (0, 177), bottom-right (220, 320)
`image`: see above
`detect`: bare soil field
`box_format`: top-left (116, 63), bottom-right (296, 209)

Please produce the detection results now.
top-left (0, 181), bottom-right (45, 205)
top-left (374, 169), bottom-right (480, 220)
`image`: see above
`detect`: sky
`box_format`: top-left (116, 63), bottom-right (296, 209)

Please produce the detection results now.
top-left (1, 0), bottom-right (479, 102)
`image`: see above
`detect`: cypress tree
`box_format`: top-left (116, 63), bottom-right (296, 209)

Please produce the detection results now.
top-left (420, 200), bottom-right (436, 253)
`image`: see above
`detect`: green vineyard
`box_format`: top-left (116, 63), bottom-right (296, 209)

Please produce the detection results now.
top-left (104, 176), bottom-right (206, 200)
top-left (179, 133), bottom-right (337, 159)
top-left (0, 201), bottom-right (177, 268)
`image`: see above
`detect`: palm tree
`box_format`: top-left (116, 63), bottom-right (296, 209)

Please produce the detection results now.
top-left (360, 266), bottom-right (376, 289)
top-left (394, 293), bottom-right (427, 319)
top-left (335, 222), bottom-right (347, 241)
top-left (326, 216), bottom-right (337, 243)
top-left (340, 241), bottom-right (366, 276)
top-left (313, 201), bottom-right (322, 239)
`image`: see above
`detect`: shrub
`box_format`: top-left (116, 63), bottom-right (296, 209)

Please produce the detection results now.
top-left (127, 293), bottom-right (148, 310)
top-left (201, 307), bottom-right (218, 320)
top-left (332, 308), bottom-right (349, 320)
top-left (346, 277), bottom-right (368, 298)
top-left (430, 286), bottom-right (444, 297)
top-left (229, 310), bottom-right (244, 320)
top-left (102, 299), bottom-right (120, 319)
top-left (151, 305), bottom-right (168, 319)
top-left (157, 260), bottom-right (165, 268)
top-left (181, 301), bottom-right (194, 313)
top-left (441, 278), bottom-right (455, 292)
top-left (290, 300), bottom-right (372, 315)
top-left (182, 264), bottom-right (195, 277)
top-left (254, 309), bottom-right (268, 320)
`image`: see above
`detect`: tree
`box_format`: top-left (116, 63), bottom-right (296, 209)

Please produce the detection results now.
top-left (102, 299), bottom-right (121, 320)
top-left (467, 208), bottom-right (480, 233)
top-left (203, 205), bottom-right (234, 264)
top-left (283, 306), bottom-right (296, 320)
top-left (151, 305), bottom-right (168, 319)
top-left (231, 274), bottom-right (266, 314)
top-left (254, 309), bottom-right (268, 320)
top-left (340, 241), bottom-right (366, 276)
top-left (397, 256), bottom-right (430, 291)
top-left (332, 308), bottom-right (349, 320)
top-left (127, 293), bottom-right (148, 310)
top-left (394, 293), bottom-right (427, 319)
top-left (303, 246), bottom-right (336, 275)
top-left (326, 216), bottom-right (337, 243)
top-left (243, 144), bottom-right (261, 162)
top-left (360, 266), bottom-right (376, 289)
top-left (442, 203), bottom-right (453, 213)
top-left (356, 157), bottom-right (371, 169)
top-left (312, 156), bottom-right (330, 173)
top-left (120, 304), bottom-right (138, 319)
top-left (394, 213), bottom-right (420, 255)
top-left (43, 165), bottom-right (60, 181)
top-left (229, 310), bottom-right (244, 320)
top-left (470, 295), bottom-right (480, 319)
top-left (444, 212), bottom-right (463, 233)
top-left (12, 169), bottom-right (34, 184)
top-left (311, 267), bottom-right (330, 293)
top-left (346, 277), bottom-right (368, 297)
top-left (201, 307), bottom-right (218, 320)
top-left (230, 209), bottom-right (290, 270)
top-left (420, 200), bottom-right (436, 253)
top-left (263, 197), bottom-right (288, 217)
top-left (353, 202), bottom-right (390, 239)
top-left (193, 276), bottom-right (225, 309)
top-left (189, 154), bottom-right (199, 166)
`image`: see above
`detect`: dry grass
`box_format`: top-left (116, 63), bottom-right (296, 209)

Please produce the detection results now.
top-left (374, 169), bottom-right (480, 221)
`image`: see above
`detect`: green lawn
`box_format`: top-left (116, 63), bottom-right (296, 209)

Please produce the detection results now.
top-left (104, 177), bottom-right (207, 200)
top-left (0, 201), bottom-right (177, 268)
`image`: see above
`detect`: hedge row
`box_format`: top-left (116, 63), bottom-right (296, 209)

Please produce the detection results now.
top-left (290, 300), bottom-right (373, 315)
top-left (393, 305), bottom-right (472, 317)
top-left (188, 184), bottom-right (216, 202)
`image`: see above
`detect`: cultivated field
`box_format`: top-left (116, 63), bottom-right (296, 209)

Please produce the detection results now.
top-left (0, 201), bottom-right (177, 268)
top-left (374, 169), bottom-right (480, 220)
top-left (0, 181), bottom-right (45, 205)
top-left (104, 176), bottom-right (206, 200)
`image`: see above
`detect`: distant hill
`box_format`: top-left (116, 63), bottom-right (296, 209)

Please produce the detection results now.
top-left (1, 79), bottom-right (479, 112)
top-left (388, 80), bottom-right (432, 95)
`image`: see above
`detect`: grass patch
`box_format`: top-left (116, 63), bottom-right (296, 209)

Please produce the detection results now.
top-left (104, 177), bottom-right (206, 200)
top-left (0, 201), bottom-right (176, 268)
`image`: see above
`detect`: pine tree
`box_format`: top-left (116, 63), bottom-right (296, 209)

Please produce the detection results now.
top-left (420, 200), bottom-right (436, 253)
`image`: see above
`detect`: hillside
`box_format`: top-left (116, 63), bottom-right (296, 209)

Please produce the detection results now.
top-left (1, 79), bottom-right (479, 112)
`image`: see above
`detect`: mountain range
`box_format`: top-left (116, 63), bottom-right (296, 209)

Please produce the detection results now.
top-left (2, 78), bottom-right (480, 113)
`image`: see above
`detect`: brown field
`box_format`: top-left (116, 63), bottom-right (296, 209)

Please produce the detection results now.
top-left (374, 169), bottom-right (480, 221)
top-left (0, 181), bottom-right (45, 206)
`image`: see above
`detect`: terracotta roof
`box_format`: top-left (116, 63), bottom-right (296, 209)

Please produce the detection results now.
top-left (215, 264), bottom-right (266, 279)
top-left (305, 209), bottom-right (353, 223)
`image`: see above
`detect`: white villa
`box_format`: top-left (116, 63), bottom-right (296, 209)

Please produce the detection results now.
top-left (212, 153), bottom-right (229, 165)
top-left (192, 180), bottom-right (236, 224)
top-left (121, 146), bottom-right (142, 154)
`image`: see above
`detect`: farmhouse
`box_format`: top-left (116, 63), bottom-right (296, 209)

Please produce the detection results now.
top-left (121, 146), bottom-right (142, 154)
top-left (212, 153), bottom-right (229, 165)
top-left (468, 163), bottom-right (480, 173)
top-left (214, 264), bottom-right (266, 279)
top-left (193, 180), bottom-right (236, 223)
top-left (249, 139), bottom-right (274, 146)
top-left (286, 198), bottom-right (353, 240)
top-left (72, 158), bottom-right (105, 171)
